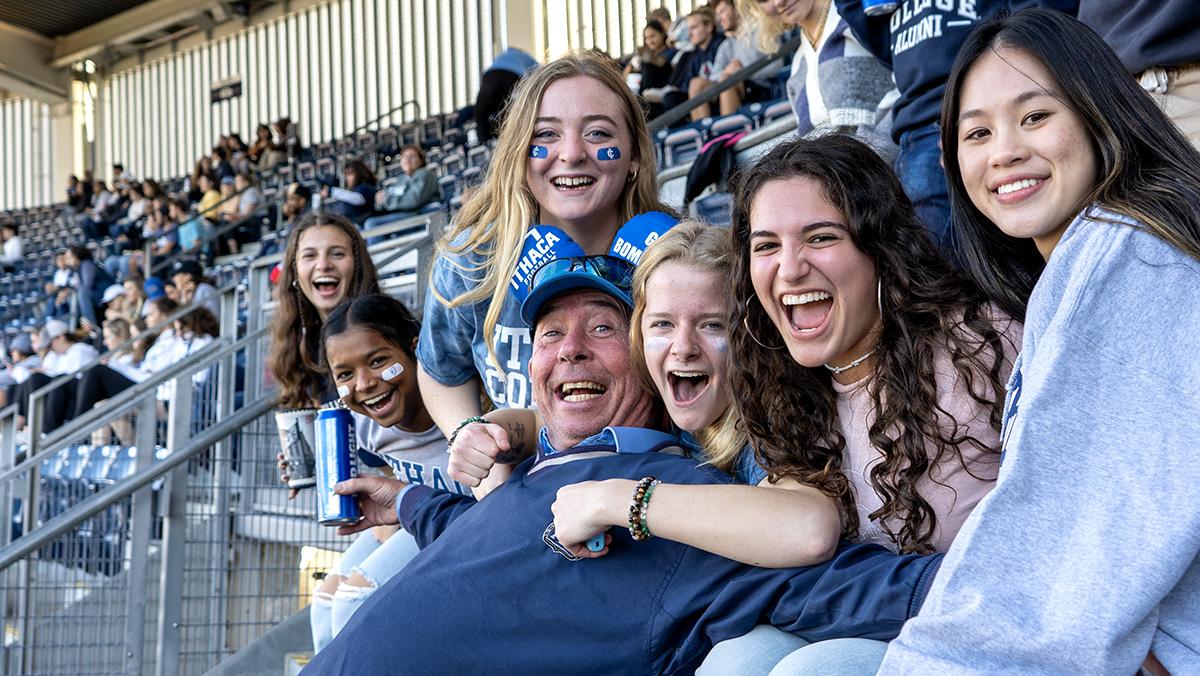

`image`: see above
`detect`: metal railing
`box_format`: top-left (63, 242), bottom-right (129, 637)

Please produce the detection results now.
top-left (0, 215), bottom-right (442, 674)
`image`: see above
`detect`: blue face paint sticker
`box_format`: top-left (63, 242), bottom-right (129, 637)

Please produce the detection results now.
top-left (598, 146), bottom-right (621, 161)
top-left (528, 145), bottom-right (548, 159)
top-left (382, 362), bottom-right (405, 382)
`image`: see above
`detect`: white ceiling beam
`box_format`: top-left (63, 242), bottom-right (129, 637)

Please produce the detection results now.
top-left (51, 0), bottom-right (220, 68)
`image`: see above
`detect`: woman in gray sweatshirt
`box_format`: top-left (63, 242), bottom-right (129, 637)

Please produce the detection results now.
top-left (881, 10), bottom-right (1200, 674)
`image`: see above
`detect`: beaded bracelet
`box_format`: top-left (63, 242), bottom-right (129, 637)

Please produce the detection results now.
top-left (627, 476), bottom-right (661, 541)
top-left (448, 415), bottom-right (488, 445)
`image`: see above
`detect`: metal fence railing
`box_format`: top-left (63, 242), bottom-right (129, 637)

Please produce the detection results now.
top-left (0, 214), bottom-right (442, 674)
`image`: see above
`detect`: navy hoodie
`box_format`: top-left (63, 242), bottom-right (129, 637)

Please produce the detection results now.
top-left (305, 428), bottom-right (941, 675)
top-left (836, 0), bottom-right (1078, 142)
top-left (1078, 1), bottom-right (1200, 74)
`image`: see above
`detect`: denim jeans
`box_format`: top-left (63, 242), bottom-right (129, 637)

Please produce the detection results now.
top-left (698, 625), bottom-right (888, 675)
top-left (896, 123), bottom-right (955, 263)
top-left (311, 527), bottom-right (421, 653)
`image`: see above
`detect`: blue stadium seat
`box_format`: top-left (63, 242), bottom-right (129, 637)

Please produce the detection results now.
top-left (296, 162), bottom-right (316, 182)
top-left (441, 153), bottom-right (465, 177)
top-left (420, 118), bottom-right (442, 145)
top-left (708, 113), bottom-right (753, 139)
top-left (438, 175), bottom-right (459, 203)
top-left (316, 158), bottom-right (336, 179)
top-left (663, 128), bottom-right (704, 167)
top-left (762, 99), bottom-right (793, 125)
top-left (466, 145), bottom-right (490, 171)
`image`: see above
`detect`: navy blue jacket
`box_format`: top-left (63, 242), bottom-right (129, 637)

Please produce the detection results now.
top-left (305, 429), bottom-right (941, 675)
top-left (836, 1), bottom-right (1078, 142)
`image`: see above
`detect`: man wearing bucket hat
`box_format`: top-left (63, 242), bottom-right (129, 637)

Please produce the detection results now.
top-left (306, 216), bottom-right (942, 675)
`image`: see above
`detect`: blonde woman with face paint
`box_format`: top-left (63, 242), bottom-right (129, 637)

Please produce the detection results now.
top-left (418, 52), bottom-right (667, 494)
top-left (548, 222), bottom-right (842, 569)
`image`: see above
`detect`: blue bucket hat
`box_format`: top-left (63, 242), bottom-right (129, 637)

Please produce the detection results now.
top-left (514, 211), bottom-right (678, 327)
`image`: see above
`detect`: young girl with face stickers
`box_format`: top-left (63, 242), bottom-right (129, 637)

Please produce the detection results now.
top-left (719, 134), bottom-right (1021, 673)
top-left (418, 51), bottom-right (666, 493)
top-left (302, 294), bottom-right (456, 653)
top-left (549, 222), bottom-right (841, 566)
top-left (881, 11), bottom-right (1200, 674)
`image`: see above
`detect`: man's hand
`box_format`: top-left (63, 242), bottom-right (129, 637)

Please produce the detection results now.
top-left (550, 479), bottom-right (632, 559)
top-left (332, 475), bottom-right (405, 536)
top-left (447, 421), bottom-right (511, 488)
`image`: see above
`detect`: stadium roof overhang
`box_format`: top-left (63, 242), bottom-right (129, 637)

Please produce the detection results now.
top-left (0, 0), bottom-right (259, 103)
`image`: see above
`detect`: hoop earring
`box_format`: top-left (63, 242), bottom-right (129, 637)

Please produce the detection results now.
top-left (741, 296), bottom-right (784, 351)
top-left (877, 277), bottom-right (883, 318)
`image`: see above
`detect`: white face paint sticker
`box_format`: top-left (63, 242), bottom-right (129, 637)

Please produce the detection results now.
top-left (644, 336), bottom-right (670, 353)
top-left (337, 385), bottom-right (351, 399)
top-left (382, 362), bottom-right (405, 382)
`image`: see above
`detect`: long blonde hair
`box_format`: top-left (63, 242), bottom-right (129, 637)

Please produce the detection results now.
top-left (629, 221), bottom-right (747, 473)
top-left (737, 0), bottom-right (789, 54)
top-left (435, 50), bottom-right (664, 367)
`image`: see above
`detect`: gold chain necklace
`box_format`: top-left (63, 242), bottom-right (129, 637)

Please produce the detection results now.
top-left (801, 0), bottom-right (832, 46)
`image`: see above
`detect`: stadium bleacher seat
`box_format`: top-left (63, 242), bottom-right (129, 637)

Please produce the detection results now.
top-left (438, 175), bottom-right (459, 204)
top-left (662, 127), bottom-right (704, 167)
top-left (466, 146), bottom-right (490, 171)
top-left (709, 113), bottom-right (754, 139)
top-left (762, 99), bottom-right (793, 125)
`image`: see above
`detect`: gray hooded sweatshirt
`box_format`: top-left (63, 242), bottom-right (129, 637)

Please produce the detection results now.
top-left (879, 207), bottom-right (1200, 674)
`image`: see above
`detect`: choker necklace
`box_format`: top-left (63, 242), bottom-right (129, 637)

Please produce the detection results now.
top-left (824, 347), bottom-right (875, 375)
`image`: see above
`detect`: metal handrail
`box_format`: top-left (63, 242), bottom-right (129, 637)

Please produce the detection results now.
top-left (0, 393), bottom-right (274, 572)
top-left (23, 280), bottom-right (242, 444)
top-left (647, 32), bottom-right (804, 132)
top-left (0, 329), bottom-right (259, 486)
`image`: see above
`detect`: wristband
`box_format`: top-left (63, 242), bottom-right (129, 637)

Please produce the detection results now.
top-left (627, 476), bottom-right (660, 541)
top-left (448, 416), bottom-right (488, 445)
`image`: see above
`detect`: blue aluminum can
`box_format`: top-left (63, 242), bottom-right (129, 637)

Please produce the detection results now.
top-left (314, 407), bottom-right (361, 526)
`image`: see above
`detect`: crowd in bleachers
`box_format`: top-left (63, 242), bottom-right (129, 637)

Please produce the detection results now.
top-left (3, 1), bottom-right (1200, 673)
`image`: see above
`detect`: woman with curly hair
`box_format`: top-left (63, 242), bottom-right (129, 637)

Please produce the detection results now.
top-left (268, 211), bottom-right (380, 410)
top-left (713, 134), bottom-right (1021, 673)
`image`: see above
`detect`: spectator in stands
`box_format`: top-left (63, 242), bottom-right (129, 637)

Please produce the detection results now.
top-left (65, 245), bottom-right (117, 330)
top-left (417, 51), bottom-right (667, 494)
top-left (0, 223), bottom-right (22, 272)
top-left (169, 197), bottom-right (208, 256)
top-left (1078, 4), bottom-right (1199, 149)
top-left (249, 122), bottom-right (286, 171)
top-left (111, 163), bottom-right (135, 190)
top-left (145, 198), bottom-right (178, 259)
top-left (290, 293), bottom-right (452, 653)
top-left (106, 274), bottom-right (148, 325)
top-left (80, 180), bottom-right (118, 240)
top-left (216, 176), bottom-right (240, 225)
top-left (66, 175), bottom-right (88, 212)
top-left (691, 0), bottom-right (780, 118)
top-left (195, 173), bottom-right (222, 224)
top-left (171, 259), bottom-right (220, 318)
top-left (623, 20), bottom-right (676, 98)
top-left (110, 182), bottom-right (150, 252)
top-left (43, 251), bottom-right (73, 320)
top-left (474, 47), bottom-right (539, 144)
top-left (656, 7), bottom-right (727, 120)
top-left (273, 117), bottom-right (302, 160)
top-left (1, 332), bottom-right (37, 407)
top-left (321, 160), bottom-right (377, 225)
top-left (363, 146), bottom-right (439, 231)
top-left (14, 319), bottom-right (99, 434)
top-left (743, 0), bottom-right (897, 158)
top-left (211, 147), bottom-right (235, 183)
top-left (187, 156), bottom-right (215, 203)
top-left (832, 1), bottom-right (1076, 260)
top-left (280, 183), bottom-right (312, 231)
top-left (880, 11), bottom-right (1200, 673)
top-left (701, 134), bottom-right (1020, 673)
top-left (307, 241), bottom-right (941, 674)
top-left (215, 170), bottom-right (263, 254)
top-left (269, 212), bottom-right (380, 411)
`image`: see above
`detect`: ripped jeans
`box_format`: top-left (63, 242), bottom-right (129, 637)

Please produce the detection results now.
top-left (310, 526), bottom-right (420, 653)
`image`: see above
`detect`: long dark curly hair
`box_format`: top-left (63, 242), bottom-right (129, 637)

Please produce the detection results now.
top-left (728, 135), bottom-right (1012, 554)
